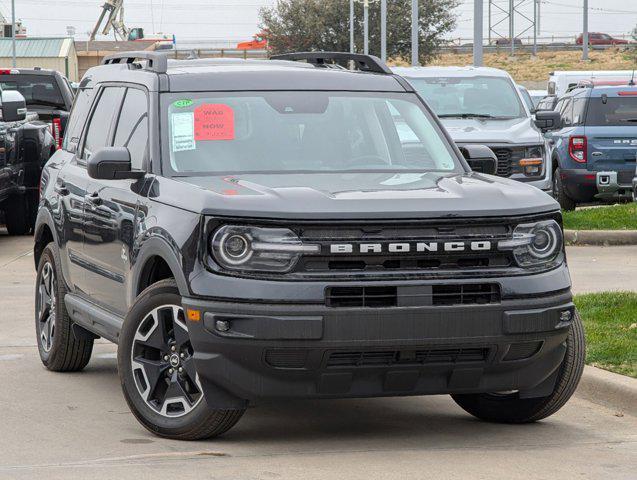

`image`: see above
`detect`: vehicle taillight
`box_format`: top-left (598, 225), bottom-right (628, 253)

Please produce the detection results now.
top-left (618, 91), bottom-right (637, 96)
top-left (51, 118), bottom-right (63, 149)
top-left (0, 68), bottom-right (18, 74)
top-left (568, 136), bottom-right (587, 163)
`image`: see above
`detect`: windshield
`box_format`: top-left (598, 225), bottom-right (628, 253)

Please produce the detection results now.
top-left (407, 76), bottom-right (525, 119)
top-left (0, 74), bottom-right (65, 109)
top-left (585, 96), bottom-right (637, 126)
top-left (162, 91), bottom-right (463, 175)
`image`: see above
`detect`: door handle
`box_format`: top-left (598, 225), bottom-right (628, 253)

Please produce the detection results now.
top-left (86, 192), bottom-right (102, 206)
top-left (55, 183), bottom-right (70, 196)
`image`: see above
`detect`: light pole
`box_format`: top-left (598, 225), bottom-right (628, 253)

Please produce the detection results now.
top-left (532, 0), bottom-right (537, 56)
top-left (473, 0), bottom-right (483, 67)
top-left (363, 0), bottom-right (369, 55)
top-left (380, 0), bottom-right (387, 62)
top-left (11, 0), bottom-right (16, 67)
top-left (509, 0), bottom-right (514, 56)
top-left (582, 0), bottom-right (589, 60)
top-left (350, 0), bottom-right (354, 54)
top-left (411, 0), bottom-right (419, 66)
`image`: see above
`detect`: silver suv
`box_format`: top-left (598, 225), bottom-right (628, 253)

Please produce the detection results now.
top-left (393, 66), bottom-right (554, 193)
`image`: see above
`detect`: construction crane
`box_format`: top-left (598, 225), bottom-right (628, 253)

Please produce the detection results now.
top-left (90, 0), bottom-right (130, 41)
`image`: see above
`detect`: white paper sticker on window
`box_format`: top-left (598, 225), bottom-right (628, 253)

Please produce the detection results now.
top-left (171, 112), bottom-right (195, 152)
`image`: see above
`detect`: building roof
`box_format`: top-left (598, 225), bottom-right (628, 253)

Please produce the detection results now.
top-left (0, 37), bottom-right (74, 57)
top-left (75, 40), bottom-right (157, 53)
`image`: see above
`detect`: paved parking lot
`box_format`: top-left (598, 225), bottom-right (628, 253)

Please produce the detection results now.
top-left (1, 231), bottom-right (636, 479)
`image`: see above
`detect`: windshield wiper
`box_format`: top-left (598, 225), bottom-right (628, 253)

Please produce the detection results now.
top-left (618, 118), bottom-right (637, 122)
top-left (438, 113), bottom-right (498, 119)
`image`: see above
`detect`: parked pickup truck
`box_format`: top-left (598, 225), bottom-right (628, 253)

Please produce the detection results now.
top-left (0, 90), bottom-right (56, 234)
top-left (0, 68), bottom-right (75, 149)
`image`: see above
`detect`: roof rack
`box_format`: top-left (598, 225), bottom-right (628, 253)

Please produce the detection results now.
top-left (270, 52), bottom-right (392, 74)
top-left (102, 51), bottom-right (168, 74)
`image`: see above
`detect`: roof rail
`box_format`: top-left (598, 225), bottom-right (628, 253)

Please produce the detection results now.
top-left (270, 52), bottom-right (392, 74)
top-left (102, 51), bottom-right (168, 74)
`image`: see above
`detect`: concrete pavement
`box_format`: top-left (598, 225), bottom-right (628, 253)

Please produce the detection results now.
top-left (1, 232), bottom-right (636, 479)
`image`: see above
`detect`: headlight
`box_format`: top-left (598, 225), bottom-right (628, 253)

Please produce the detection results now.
top-left (210, 225), bottom-right (319, 273)
top-left (519, 145), bottom-right (544, 177)
top-left (497, 219), bottom-right (563, 267)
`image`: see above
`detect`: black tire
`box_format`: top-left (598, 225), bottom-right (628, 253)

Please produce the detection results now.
top-left (35, 243), bottom-right (94, 371)
top-left (118, 279), bottom-right (245, 440)
top-left (553, 168), bottom-right (577, 211)
top-left (4, 194), bottom-right (31, 235)
top-left (452, 311), bottom-right (585, 423)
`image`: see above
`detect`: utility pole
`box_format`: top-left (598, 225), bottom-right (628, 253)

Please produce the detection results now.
top-left (11, 0), bottom-right (16, 67)
top-left (582, 0), bottom-right (589, 60)
top-left (350, 0), bottom-right (354, 54)
top-left (363, 0), bottom-right (369, 55)
top-left (473, 0), bottom-right (483, 66)
top-left (411, 0), bottom-right (419, 66)
top-left (509, 0), bottom-right (514, 56)
top-left (380, 0), bottom-right (387, 62)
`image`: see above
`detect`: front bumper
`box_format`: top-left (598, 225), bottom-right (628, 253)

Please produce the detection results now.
top-left (183, 287), bottom-right (575, 409)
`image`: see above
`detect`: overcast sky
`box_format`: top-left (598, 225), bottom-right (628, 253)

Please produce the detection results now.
top-left (1, 0), bottom-right (635, 45)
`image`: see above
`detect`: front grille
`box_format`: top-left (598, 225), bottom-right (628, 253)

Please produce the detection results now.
top-left (326, 346), bottom-right (491, 368)
top-left (493, 148), bottom-right (512, 177)
top-left (325, 283), bottom-right (500, 308)
top-left (295, 220), bottom-right (515, 276)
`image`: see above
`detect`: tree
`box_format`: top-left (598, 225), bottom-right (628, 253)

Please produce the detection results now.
top-left (260, 0), bottom-right (459, 64)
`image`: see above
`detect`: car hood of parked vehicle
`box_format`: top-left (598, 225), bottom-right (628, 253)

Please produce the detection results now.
top-left (160, 171), bottom-right (558, 219)
top-left (440, 116), bottom-right (543, 145)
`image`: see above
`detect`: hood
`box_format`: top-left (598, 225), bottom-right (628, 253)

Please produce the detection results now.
top-left (163, 172), bottom-right (559, 220)
top-left (440, 117), bottom-right (543, 144)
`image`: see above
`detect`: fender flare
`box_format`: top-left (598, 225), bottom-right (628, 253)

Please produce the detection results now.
top-left (130, 236), bottom-right (190, 305)
top-left (33, 206), bottom-right (59, 263)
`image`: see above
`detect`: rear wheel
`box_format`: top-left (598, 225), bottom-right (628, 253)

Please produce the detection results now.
top-left (118, 279), bottom-right (245, 440)
top-left (452, 311), bottom-right (585, 423)
top-left (35, 243), bottom-right (94, 371)
top-left (553, 168), bottom-right (576, 211)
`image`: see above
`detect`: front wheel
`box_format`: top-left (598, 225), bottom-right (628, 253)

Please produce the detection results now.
top-left (117, 279), bottom-right (245, 440)
top-left (451, 311), bottom-right (585, 423)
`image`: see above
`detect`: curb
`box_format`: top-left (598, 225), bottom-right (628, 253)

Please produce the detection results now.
top-left (565, 229), bottom-right (637, 246)
top-left (575, 366), bottom-right (637, 417)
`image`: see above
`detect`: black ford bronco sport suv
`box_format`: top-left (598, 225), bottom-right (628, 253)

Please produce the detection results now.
top-left (34, 51), bottom-right (584, 440)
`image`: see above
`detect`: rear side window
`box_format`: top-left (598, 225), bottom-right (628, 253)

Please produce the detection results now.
top-left (0, 74), bottom-right (65, 109)
top-left (585, 96), bottom-right (637, 126)
top-left (82, 86), bottom-right (125, 159)
top-left (63, 88), bottom-right (93, 153)
top-left (113, 88), bottom-right (148, 170)
top-left (559, 98), bottom-right (573, 126)
top-left (572, 98), bottom-right (588, 125)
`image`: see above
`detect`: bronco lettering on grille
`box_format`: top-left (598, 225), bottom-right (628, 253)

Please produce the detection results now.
top-left (329, 241), bottom-right (493, 254)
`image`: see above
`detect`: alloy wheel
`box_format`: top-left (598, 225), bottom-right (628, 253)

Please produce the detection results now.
top-left (130, 305), bottom-right (204, 417)
top-left (37, 262), bottom-right (56, 352)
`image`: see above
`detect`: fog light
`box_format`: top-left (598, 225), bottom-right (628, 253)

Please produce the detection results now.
top-left (215, 319), bottom-right (231, 332)
top-left (560, 310), bottom-right (573, 322)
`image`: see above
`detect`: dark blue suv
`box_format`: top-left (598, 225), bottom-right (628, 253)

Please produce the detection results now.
top-left (550, 85), bottom-right (637, 210)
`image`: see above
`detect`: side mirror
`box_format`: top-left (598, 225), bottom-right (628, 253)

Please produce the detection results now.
top-left (460, 144), bottom-right (498, 175)
top-left (534, 110), bottom-right (562, 132)
top-left (87, 147), bottom-right (144, 180)
top-left (0, 90), bottom-right (27, 122)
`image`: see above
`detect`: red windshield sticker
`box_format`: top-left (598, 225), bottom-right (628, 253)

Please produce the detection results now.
top-left (194, 104), bottom-right (235, 141)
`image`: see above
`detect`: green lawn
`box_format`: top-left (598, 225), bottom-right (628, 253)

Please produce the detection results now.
top-left (574, 292), bottom-right (637, 378)
top-left (562, 203), bottom-right (637, 231)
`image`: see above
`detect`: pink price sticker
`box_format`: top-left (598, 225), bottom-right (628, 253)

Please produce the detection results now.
top-left (194, 104), bottom-right (235, 141)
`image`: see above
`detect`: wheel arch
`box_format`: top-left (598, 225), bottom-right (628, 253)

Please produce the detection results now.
top-left (131, 237), bottom-right (190, 305)
top-left (33, 207), bottom-right (58, 268)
